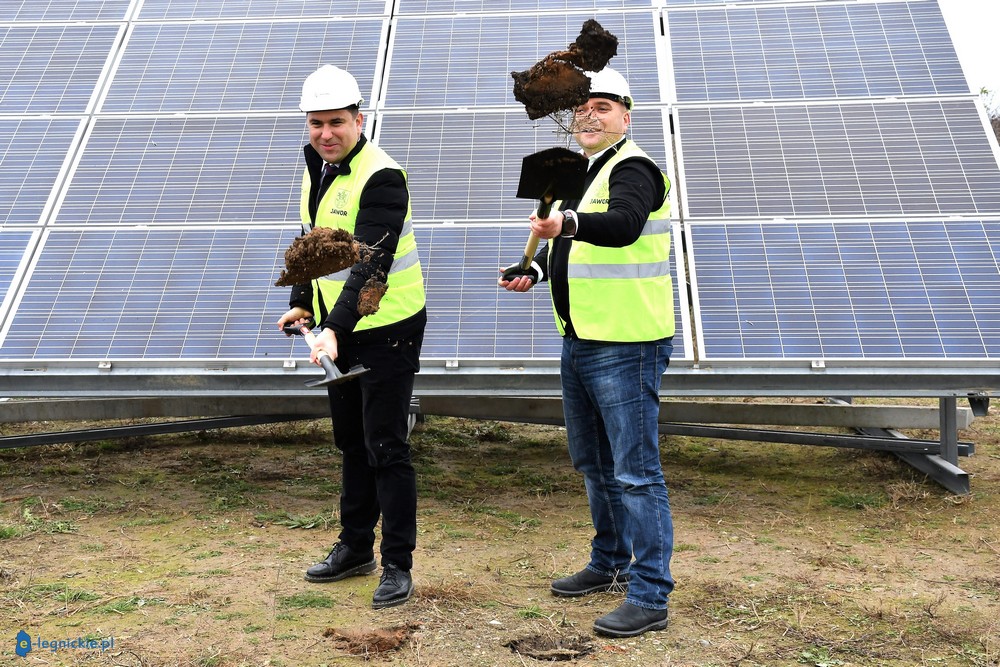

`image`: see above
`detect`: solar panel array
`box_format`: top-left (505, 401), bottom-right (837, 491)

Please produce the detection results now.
top-left (668, 0), bottom-right (1000, 363)
top-left (1, 0), bottom-right (999, 395)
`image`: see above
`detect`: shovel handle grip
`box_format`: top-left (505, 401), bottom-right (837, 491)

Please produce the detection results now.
top-left (537, 193), bottom-right (555, 219)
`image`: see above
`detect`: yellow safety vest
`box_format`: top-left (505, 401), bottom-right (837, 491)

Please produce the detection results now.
top-left (299, 143), bottom-right (425, 332)
top-left (551, 141), bottom-right (673, 342)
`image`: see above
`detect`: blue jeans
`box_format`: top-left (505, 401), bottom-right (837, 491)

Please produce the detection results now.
top-left (561, 336), bottom-right (674, 610)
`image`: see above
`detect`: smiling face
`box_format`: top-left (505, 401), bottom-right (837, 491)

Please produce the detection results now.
top-left (307, 108), bottom-right (363, 164)
top-left (570, 97), bottom-right (630, 156)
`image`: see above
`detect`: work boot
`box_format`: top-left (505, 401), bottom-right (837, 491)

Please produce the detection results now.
top-left (372, 563), bottom-right (413, 609)
top-left (304, 543), bottom-right (376, 583)
top-left (551, 568), bottom-right (629, 597)
top-left (593, 602), bottom-right (668, 638)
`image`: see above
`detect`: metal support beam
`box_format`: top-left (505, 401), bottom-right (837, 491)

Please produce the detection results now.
top-left (0, 414), bottom-right (322, 450)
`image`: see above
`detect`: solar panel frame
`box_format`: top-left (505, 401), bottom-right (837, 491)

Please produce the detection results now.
top-left (383, 10), bottom-right (664, 110)
top-left (0, 226), bottom-right (299, 360)
top-left (396, 0), bottom-right (658, 14)
top-left (0, 1), bottom-right (131, 22)
top-left (674, 98), bottom-right (1000, 219)
top-left (0, 23), bottom-right (124, 114)
top-left (686, 218), bottom-right (1000, 362)
top-left (134, 0), bottom-right (393, 20)
top-left (665, 0), bottom-right (968, 103)
top-left (51, 115), bottom-right (309, 226)
top-left (97, 18), bottom-right (388, 114)
top-left (0, 117), bottom-right (87, 226)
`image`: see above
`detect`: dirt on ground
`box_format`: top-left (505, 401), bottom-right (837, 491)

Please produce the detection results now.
top-left (1, 400), bottom-right (999, 666)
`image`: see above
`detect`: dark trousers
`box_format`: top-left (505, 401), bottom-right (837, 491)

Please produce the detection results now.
top-left (326, 326), bottom-right (422, 570)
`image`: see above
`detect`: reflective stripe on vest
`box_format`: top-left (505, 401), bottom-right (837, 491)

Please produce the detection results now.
top-left (299, 143), bottom-right (425, 331)
top-left (552, 141), bottom-right (674, 342)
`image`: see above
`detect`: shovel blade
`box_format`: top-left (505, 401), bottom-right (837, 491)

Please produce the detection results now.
top-left (516, 147), bottom-right (587, 202)
top-left (305, 363), bottom-right (370, 388)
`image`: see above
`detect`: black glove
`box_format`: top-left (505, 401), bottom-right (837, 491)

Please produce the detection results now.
top-left (501, 263), bottom-right (539, 283)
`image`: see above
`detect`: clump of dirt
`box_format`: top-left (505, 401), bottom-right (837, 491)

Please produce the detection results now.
top-left (274, 227), bottom-right (360, 286)
top-left (511, 19), bottom-right (619, 120)
top-left (357, 276), bottom-right (388, 316)
top-left (505, 634), bottom-right (594, 661)
top-left (322, 623), bottom-right (419, 657)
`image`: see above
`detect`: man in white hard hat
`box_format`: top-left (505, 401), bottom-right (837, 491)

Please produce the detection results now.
top-left (500, 67), bottom-right (675, 638)
top-left (278, 64), bottom-right (427, 609)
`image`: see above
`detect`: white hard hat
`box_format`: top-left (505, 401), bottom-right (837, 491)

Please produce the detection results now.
top-left (585, 67), bottom-right (633, 110)
top-left (299, 64), bottom-right (364, 112)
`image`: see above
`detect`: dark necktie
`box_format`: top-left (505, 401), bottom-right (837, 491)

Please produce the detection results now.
top-left (317, 162), bottom-right (337, 205)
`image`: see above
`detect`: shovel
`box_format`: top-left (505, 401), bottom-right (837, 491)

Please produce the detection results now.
top-left (284, 319), bottom-right (369, 387)
top-left (502, 146), bottom-right (588, 281)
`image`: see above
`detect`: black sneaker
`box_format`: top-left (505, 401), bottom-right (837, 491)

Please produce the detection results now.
top-left (593, 602), bottom-right (668, 638)
top-left (304, 543), bottom-right (376, 583)
top-left (372, 563), bottom-right (413, 609)
top-left (551, 568), bottom-right (629, 597)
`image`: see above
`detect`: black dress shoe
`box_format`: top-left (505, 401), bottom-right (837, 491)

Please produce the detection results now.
top-left (593, 602), bottom-right (668, 638)
top-left (551, 568), bottom-right (629, 597)
top-left (304, 543), bottom-right (376, 583)
top-left (372, 563), bottom-right (413, 609)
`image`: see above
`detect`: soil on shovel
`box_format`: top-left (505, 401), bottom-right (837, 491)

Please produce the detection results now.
top-left (274, 227), bottom-right (360, 286)
top-left (511, 19), bottom-right (619, 120)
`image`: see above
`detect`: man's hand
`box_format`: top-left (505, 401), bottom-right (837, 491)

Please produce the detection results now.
top-left (277, 307), bottom-right (313, 335)
top-left (498, 266), bottom-right (537, 292)
top-left (310, 327), bottom-right (339, 365)
top-left (529, 210), bottom-right (565, 240)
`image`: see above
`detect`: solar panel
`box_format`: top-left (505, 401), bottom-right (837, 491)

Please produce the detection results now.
top-left (0, 0), bottom-right (997, 415)
top-left (0, 228), bottom-right (297, 359)
top-left (397, 0), bottom-right (655, 13)
top-left (385, 11), bottom-right (662, 109)
top-left (676, 100), bottom-right (1000, 219)
top-left (688, 219), bottom-right (1000, 360)
top-left (100, 20), bottom-right (385, 113)
top-left (135, 0), bottom-right (390, 20)
top-left (419, 225), bottom-right (562, 359)
top-left (0, 231), bottom-right (34, 314)
top-left (376, 108), bottom-right (672, 222)
top-left (667, 1), bottom-right (968, 102)
top-left (424, 223), bottom-right (688, 360)
top-left (0, 1), bottom-right (130, 22)
top-left (54, 117), bottom-right (304, 226)
top-left (0, 24), bottom-right (121, 114)
top-left (0, 118), bottom-right (84, 226)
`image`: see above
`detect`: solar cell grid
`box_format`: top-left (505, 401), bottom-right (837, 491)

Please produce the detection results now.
top-left (136, 0), bottom-right (389, 20)
top-left (0, 0), bottom-right (130, 22)
top-left (0, 25), bottom-right (121, 114)
top-left (396, 0), bottom-right (654, 15)
top-left (0, 228), bottom-right (297, 359)
top-left (376, 109), bottom-right (671, 222)
top-left (689, 220), bottom-right (1000, 360)
top-left (0, 232), bottom-right (33, 318)
top-left (678, 100), bottom-right (1000, 219)
top-left (418, 225), bottom-right (562, 359)
top-left (385, 12), bottom-right (661, 109)
top-left (667, 1), bottom-right (967, 103)
top-left (56, 117), bottom-right (305, 226)
top-left (101, 20), bottom-right (384, 113)
top-left (1, 119), bottom-right (82, 226)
